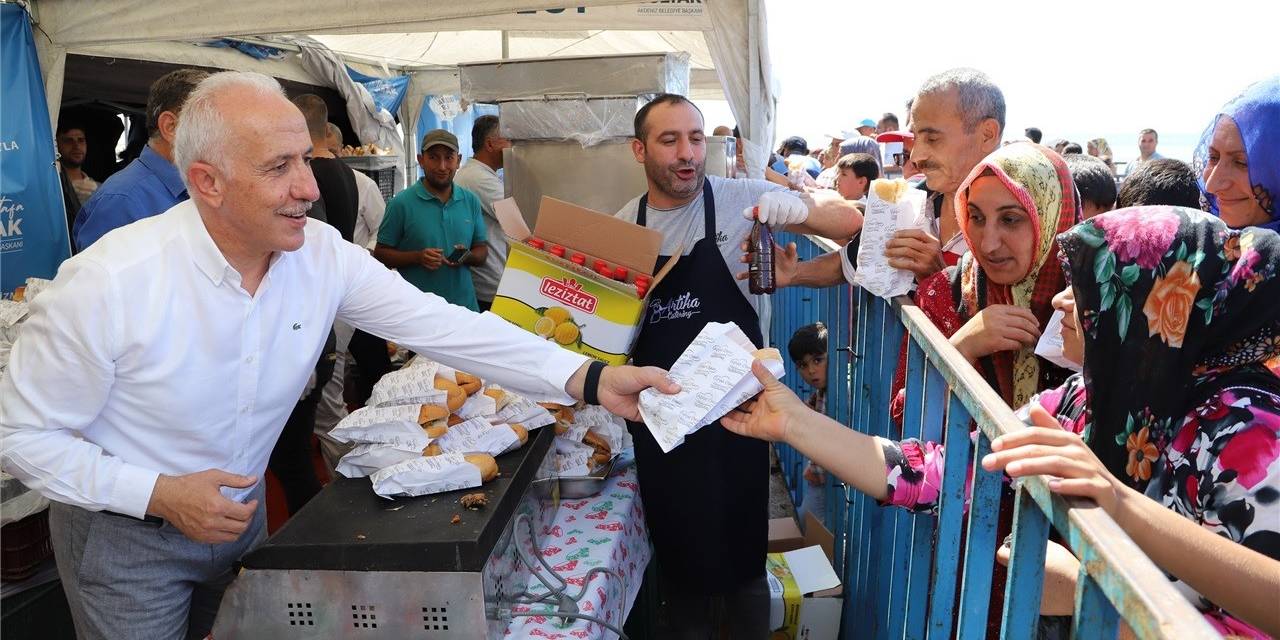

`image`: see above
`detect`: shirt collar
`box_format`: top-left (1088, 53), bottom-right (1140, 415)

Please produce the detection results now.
top-left (138, 145), bottom-right (188, 198)
top-left (414, 179), bottom-right (456, 205)
top-left (176, 200), bottom-right (288, 288)
top-left (465, 159), bottom-right (499, 178)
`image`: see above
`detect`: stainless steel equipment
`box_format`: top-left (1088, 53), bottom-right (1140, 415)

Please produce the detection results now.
top-left (502, 136), bottom-right (737, 225)
top-left (459, 52), bottom-right (690, 102)
top-left (211, 428), bottom-right (559, 639)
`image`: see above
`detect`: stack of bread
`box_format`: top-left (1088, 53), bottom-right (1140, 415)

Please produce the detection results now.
top-left (545, 403), bottom-right (630, 477)
top-left (329, 358), bottom-right (556, 498)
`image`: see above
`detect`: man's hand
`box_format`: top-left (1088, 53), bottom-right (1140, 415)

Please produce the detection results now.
top-left (742, 191), bottom-right (809, 226)
top-left (721, 360), bottom-right (813, 443)
top-left (442, 244), bottom-right (466, 267)
top-left (566, 363), bottom-right (680, 421)
top-left (949, 304), bottom-right (1042, 363)
top-left (737, 239), bottom-right (799, 287)
top-left (146, 470), bottom-right (259, 544)
top-left (884, 229), bottom-right (946, 281)
top-left (420, 248), bottom-right (445, 270)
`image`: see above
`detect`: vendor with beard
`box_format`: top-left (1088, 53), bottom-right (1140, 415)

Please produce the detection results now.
top-left (615, 94), bottom-right (863, 637)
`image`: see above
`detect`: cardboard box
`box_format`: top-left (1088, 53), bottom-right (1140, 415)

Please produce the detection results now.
top-left (766, 514), bottom-right (843, 640)
top-left (768, 517), bottom-right (804, 554)
top-left (489, 196), bottom-right (679, 365)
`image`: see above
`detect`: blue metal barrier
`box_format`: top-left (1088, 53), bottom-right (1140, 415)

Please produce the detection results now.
top-left (767, 232), bottom-right (1221, 640)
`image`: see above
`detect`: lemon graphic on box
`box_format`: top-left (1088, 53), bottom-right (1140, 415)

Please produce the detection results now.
top-left (534, 306), bottom-right (584, 347)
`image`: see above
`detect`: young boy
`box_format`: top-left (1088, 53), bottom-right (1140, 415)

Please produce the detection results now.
top-left (788, 322), bottom-right (829, 527)
top-left (834, 152), bottom-right (880, 202)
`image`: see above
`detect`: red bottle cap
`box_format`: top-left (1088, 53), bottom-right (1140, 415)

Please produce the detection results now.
top-left (571, 253), bottom-right (586, 265)
top-left (528, 238), bottom-right (545, 249)
top-left (593, 259), bottom-right (608, 271)
top-left (636, 283), bottom-right (648, 297)
top-left (595, 265), bottom-right (612, 277)
top-left (550, 245), bottom-right (566, 257)
top-left (613, 266), bottom-right (629, 281)
top-left (635, 275), bottom-right (651, 287)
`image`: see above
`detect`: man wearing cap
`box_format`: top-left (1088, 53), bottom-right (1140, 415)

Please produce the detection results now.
top-left (374, 129), bottom-right (489, 311)
top-left (856, 117), bottom-right (878, 137)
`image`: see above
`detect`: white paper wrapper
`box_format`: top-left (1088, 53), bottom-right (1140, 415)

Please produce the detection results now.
top-left (854, 181), bottom-right (930, 299)
top-left (554, 438), bottom-right (595, 476)
top-left (430, 417), bottom-right (521, 456)
top-left (0, 300), bottom-right (28, 328)
top-left (329, 405), bottom-right (426, 445)
top-left (495, 396), bottom-right (556, 430)
top-left (367, 364), bottom-right (447, 408)
top-left (637, 322), bottom-right (786, 452)
top-left (456, 392), bottom-right (497, 420)
top-left (1035, 310), bottom-right (1083, 373)
top-left (370, 453), bottom-right (482, 499)
top-left (336, 442), bottom-right (425, 478)
top-left (21, 277), bottom-right (52, 303)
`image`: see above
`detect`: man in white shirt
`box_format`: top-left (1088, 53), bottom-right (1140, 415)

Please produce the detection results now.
top-left (453, 114), bottom-right (511, 312)
top-left (0, 71), bottom-right (674, 640)
top-left (1122, 128), bottom-right (1165, 178)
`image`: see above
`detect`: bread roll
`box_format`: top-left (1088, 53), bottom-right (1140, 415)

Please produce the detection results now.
top-left (434, 377), bottom-right (466, 411)
top-left (423, 442), bottom-right (443, 456)
top-left (455, 372), bottom-right (482, 395)
top-left (465, 453), bottom-right (499, 482)
top-left (509, 423), bottom-right (528, 445)
top-left (582, 430), bottom-right (611, 458)
top-left (418, 404), bottom-right (449, 425)
top-left (447, 413), bottom-right (463, 427)
top-left (423, 421), bottom-right (449, 439)
top-left (590, 452), bottom-right (611, 468)
top-left (483, 387), bottom-right (508, 408)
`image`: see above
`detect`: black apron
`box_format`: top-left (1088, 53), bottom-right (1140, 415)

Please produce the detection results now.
top-left (626, 180), bottom-right (769, 594)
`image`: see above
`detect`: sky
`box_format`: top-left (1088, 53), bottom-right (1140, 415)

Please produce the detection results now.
top-left (698, 0), bottom-right (1279, 164)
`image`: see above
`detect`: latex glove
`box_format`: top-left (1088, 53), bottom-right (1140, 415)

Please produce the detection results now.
top-left (743, 190), bottom-right (809, 226)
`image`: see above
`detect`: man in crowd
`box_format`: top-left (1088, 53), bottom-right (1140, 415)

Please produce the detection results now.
top-left (1123, 128), bottom-right (1164, 177)
top-left (56, 123), bottom-right (98, 204)
top-left (323, 123), bottom-right (385, 252)
top-left (856, 118), bottom-right (877, 137)
top-left (877, 112), bottom-right (902, 176)
top-left (1062, 141), bottom-right (1083, 154)
top-left (453, 115), bottom-right (511, 313)
top-left (617, 93), bottom-right (862, 637)
top-left (73, 68), bottom-right (209, 250)
top-left (1064, 153), bottom-right (1118, 218)
top-left (712, 124), bottom-right (734, 137)
top-left (771, 135), bottom-right (821, 177)
top-left (0, 71), bottom-right (675, 640)
top-left (374, 129), bottom-right (488, 311)
top-left (835, 152), bottom-right (880, 202)
top-left (1117, 158), bottom-right (1201, 209)
top-left (291, 94), bottom-right (357, 241)
top-left (1024, 126), bottom-right (1043, 144)
top-left (764, 68), bottom-right (1004, 290)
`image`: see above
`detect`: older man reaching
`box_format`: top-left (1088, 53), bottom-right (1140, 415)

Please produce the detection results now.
top-left (0, 72), bottom-right (675, 640)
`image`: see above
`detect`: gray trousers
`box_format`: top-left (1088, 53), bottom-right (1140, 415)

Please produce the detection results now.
top-left (49, 495), bottom-right (267, 640)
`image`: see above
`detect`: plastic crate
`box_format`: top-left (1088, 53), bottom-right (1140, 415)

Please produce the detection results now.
top-left (1, 509), bottom-right (53, 582)
top-left (340, 156), bottom-right (399, 201)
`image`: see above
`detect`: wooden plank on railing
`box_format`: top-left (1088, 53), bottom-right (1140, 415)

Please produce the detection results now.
top-left (926, 394), bottom-right (973, 639)
top-left (1000, 487), bottom-right (1050, 640)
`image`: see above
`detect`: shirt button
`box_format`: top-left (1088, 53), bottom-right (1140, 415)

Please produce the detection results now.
top-left (245, 355), bottom-right (255, 364)
top-left (241, 406), bottom-right (251, 414)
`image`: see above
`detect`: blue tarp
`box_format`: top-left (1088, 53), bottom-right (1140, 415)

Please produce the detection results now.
top-left (347, 67), bottom-right (410, 117)
top-left (1, 3), bottom-right (71, 294)
top-left (414, 96), bottom-right (498, 174)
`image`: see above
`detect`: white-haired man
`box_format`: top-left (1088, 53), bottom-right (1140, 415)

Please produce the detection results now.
top-left (0, 71), bottom-right (676, 640)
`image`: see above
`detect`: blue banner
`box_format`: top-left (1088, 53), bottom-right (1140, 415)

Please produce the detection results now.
top-left (347, 67), bottom-right (410, 116)
top-left (415, 96), bottom-right (498, 175)
top-left (1, 3), bottom-right (70, 295)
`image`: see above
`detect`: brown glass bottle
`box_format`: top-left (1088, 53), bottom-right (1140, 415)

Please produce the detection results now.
top-left (748, 215), bottom-right (776, 294)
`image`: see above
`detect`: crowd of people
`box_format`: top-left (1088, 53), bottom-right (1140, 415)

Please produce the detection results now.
top-left (2, 59), bottom-right (1277, 639)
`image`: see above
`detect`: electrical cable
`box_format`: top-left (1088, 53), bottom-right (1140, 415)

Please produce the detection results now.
top-left (506, 610), bottom-right (630, 640)
top-left (511, 512), bottom-right (629, 635)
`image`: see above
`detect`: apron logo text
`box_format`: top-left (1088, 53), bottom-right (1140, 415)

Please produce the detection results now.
top-left (649, 292), bottom-right (701, 323)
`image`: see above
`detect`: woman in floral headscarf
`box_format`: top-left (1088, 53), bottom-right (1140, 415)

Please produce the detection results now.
top-left (723, 207), bottom-right (1280, 636)
top-left (891, 141), bottom-right (1081, 421)
top-left (1195, 76), bottom-right (1280, 232)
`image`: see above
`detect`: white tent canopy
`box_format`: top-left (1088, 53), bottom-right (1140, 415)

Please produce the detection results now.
top-left (28, 0), bottom-right (775, 176)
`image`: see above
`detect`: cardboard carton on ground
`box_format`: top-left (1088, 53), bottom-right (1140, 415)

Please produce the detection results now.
top-left (768, 517), bottom-right (804, 553)
top-left (766, 511), bottom-right (842, 640)
top-left (489, 196), bottom-right (679, 365)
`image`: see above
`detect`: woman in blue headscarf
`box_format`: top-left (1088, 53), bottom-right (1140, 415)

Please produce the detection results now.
top-left (1195, 76), bottom-right (1280, 231)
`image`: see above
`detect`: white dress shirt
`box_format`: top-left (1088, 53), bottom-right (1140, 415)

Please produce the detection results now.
top-left (453, 158), bottom-right (509, 303)
top-left (351, 170), bottom-right (386, 250)
top-left (0, 199), bottom-right (587, 519)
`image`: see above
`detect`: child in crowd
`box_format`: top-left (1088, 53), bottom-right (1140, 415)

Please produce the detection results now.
top-left (788, 322), bottom-right (829, 527)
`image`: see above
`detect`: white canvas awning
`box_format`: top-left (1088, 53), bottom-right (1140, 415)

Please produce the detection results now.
top-left (28, 0), bottom-right (775, 176)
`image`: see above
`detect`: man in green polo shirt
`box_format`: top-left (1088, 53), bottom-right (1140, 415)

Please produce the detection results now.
top-left (375, 129), bottom-right (490, 311)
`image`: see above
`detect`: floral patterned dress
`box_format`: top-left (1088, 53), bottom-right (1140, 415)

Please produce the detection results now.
top-left (877, 207), bottom-right (1280, 637)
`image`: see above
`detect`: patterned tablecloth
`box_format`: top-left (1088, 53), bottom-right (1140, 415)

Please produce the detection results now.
top-left (504, 451), bottom-right (650, 639)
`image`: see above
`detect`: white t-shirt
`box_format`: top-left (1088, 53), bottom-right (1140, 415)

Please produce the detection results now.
top-left (615, 175), bottom-right (785, 314)
top-left (454, 159), bottom-right (510, 303)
